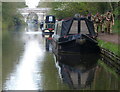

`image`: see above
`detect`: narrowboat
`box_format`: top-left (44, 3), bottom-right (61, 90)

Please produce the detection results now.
top-left (42, 15), bottom-right (56, 35)
top-left (52, 16), bottom-right (100, 54)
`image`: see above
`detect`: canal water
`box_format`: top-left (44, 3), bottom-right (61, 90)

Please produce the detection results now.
top-left (2, 26), bottom-right (120, 90)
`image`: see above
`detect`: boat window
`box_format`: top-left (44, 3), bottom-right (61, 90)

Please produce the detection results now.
top-left (56, 22), bottom-right (62, 35)
top-left (49, 16), bottom-right (53, 22)
top-left (54, 23), bottom-right (58, 34)
top-left (46, 23), bottom-right (55, 29)
top-left (80, 20), bottom-right (89, 34)
top-left (69, 21), bottom-right (78, 34)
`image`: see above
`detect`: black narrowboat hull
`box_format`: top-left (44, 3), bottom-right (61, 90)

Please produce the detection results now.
top-left (52, 34), bottom-right (100, 55)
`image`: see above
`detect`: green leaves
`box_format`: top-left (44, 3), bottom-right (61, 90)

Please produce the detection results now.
top-left (2, 2), bottom-right (25, 29)
top-left (39, 2), bottom-right (119, 20)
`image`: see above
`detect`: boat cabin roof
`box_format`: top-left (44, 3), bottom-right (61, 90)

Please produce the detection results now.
top-left (45, 15), bottom-right (56, 23)
top-left (55, 17), bottom-right (96, 37)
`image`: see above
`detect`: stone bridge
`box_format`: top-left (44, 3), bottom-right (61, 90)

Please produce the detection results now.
top-left (18, 8), bottom-right (51, 23)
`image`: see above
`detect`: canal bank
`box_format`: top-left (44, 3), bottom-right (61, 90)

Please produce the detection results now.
top-left (97, 33), bottom-right (120, 56)
top-left (2, 26), bottom-right (120, 90)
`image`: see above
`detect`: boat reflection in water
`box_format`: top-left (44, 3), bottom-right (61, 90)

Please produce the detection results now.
top-left (55, 53), bottom-right (100, 89)
top-left (26, 25), bottom-right (39, 32)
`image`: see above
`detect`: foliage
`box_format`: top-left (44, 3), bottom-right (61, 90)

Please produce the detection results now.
top-left (112, 20), bottom-right (120, 35)
top-left (13, 14), bottom-right (25, 26)
top-left (39, 2), bottom-right (119, 20)
top-left (2, 2), bottom-right (26, 30)
top-left (50, 2), bottom-right (90, 19)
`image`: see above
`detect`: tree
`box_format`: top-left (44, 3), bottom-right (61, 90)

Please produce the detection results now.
top-left (38, 2), bottom-right (119, 20)
top-left (2, 2), bottom-right (26, 29)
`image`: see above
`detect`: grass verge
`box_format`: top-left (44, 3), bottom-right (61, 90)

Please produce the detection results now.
top-left (98, 39), bottom-right (120, 56)
top-left (112, 20), bottom-right (120, 35)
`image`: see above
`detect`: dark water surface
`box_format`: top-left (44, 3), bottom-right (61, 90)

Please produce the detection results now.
top-left (2, 26), bottom-right (120, 90)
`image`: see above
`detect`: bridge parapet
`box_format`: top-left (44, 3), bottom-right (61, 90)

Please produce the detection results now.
top-left (18, 8), bottom-right (51, 22)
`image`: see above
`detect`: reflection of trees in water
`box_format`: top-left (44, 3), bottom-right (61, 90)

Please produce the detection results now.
top-left (92, 65), bottom-right (120, 90)
top-left (56, 53), bottom-right (99, 89)
top-left (26, 25), bottom-right (38, 32)
top-left (2, 30), bottom-right (25, 85)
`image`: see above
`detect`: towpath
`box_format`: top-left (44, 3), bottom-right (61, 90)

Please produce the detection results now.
top-left (97, 33), bottom-right (120, 44)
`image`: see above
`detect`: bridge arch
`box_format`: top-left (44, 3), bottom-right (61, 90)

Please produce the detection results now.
top-left (27, 12), bottom-right (38, 24)
top-left (18, 8), bottom-right (51, 23)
